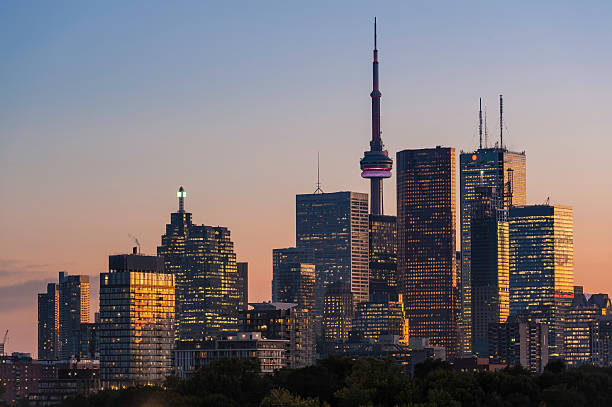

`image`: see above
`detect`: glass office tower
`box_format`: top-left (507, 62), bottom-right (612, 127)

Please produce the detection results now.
top-left (460, 147), bottom-right (525, 356)
top-left (296, 192), bottom-right (369, 312)
top-left (58, 272), bottom-right (90, 360)
top-left (397, 147), bottom-right (458, 359)
top-left (272, 248), bottom-right (316, 311)
top-left (470, 186), bottom-right (509, 356)
top-left (368, 215), bottom-right (397, 296)
top-left (100, 252), bottom-right (175, 388)
top-left (509, 205), bottom-right (574, 358)
top-left (158, 187), bottom-right (241, 341)
top-left (38, 283), bottom-right (59, 360)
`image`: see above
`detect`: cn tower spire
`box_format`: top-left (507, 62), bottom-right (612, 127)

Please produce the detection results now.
top-left (360, 18), bottom-right (392, 215)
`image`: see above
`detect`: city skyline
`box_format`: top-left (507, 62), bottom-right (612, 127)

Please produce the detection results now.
top-left (2, 2), bottom-right (612, 357)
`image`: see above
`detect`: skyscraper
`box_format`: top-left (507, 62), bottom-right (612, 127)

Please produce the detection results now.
top-left (352, 292), bottom-right (408, 343)
top-left (272, 248), bottom-right (315, 311)
top-left (470, 186), bottom-right (509, 357)
top-left (396, 147), bottom-right (458, 358)
top-left (368, 215), bottom-right (397, 296)
top-left (459, 97), bottom-right (526, 356)
top-left (322, 281), bottom-right (354, 342)
top-left (359, 18), bottom-right (392, 215)
top-left (100, 251), bottom-right (174, 388)
top-left (157, 186), bottom-right (241, 341)
top-left (58, 272), bottom-right (90, 359)
top-left (509, 204), bottom-right (574, 357)
top-left (296, 191), bottom-right (369, 311)
top-left (237, 262), bottom-right (249, 312)
top-left (38, 283), bottom-right (59, 360)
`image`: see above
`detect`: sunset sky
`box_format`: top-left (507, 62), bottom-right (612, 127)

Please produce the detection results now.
top-left (1, 1), bottom-right (611, 356)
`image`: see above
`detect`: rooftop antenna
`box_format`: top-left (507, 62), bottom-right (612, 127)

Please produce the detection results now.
top-left (499, 94), bottom-right (504, 150)
top-left (177, 185), bottom-right (186, 213)
top-left (128, 234), bottom-right (141, 254)
top-left (484, 106), bottom-right (489, 148)
top-left (479, 98), bottom-right (483, 149)
top-left (314, 152), bottom-right (323, 194)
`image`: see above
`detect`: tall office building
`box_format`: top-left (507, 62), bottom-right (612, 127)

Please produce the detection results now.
top-left (38, 283), bottom-right (59, 360)
top-left (272, 248), bottom-right (315, 311)
top-left (470, 186), bottom-right (509, 356)
top-left (322, 282), bottom-right (354, 342)
top-left (368, 215), bottom-right (397, 296)
top-left (296, 191), bottom-right (369, 311)
top-left (396, 147), bottom-right (458, 358)
top-left (459, 98), bottom-right (526, 356)
top-left (100, 252), bottom-right (174, 388)
top-left (509, 204), bottom-right (574, 358)
top-left (237, 262), bottom-right (249, 312)
top-left (58, 272), bottom-right (90, 359)
top-left (352, 293), bottom-right (408, 343)
top-left (158, 186), bottom-right (241, 340)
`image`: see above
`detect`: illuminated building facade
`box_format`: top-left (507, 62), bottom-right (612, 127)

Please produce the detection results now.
top-left (352, 293), bottom-right (408, 343)
top-left (157, 186), bottom-right (241, 340)
top-left (242, 303), bottom-right (315, 369)
top-left (460, 147), bottom-right (526, 356)
top-left (100, 252), bottom-right (174, 388)
top-left (58, 272), bottom-right (90, 360)
top-left (470, 186), bottom-right (509, 357)
top-left (322, 282), bottom-right (354, 342)
top-left (237, 262), bottom-right (248, 312)
top-left (368, 215), bottom-right (397, 296)
top-left (272, 247), bottom-right (316, 311)
top-left (396, 147), bottom-right (458, 359)
top-left (38, 283), bottom-right (59, 360)
top-left (296, 192), bottom-right (369, 311)
top-left (509, 205), bottom-right (574, 357)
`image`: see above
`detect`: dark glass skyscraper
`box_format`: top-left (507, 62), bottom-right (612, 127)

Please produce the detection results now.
top-left (368, 215), bottom-right (397, 295)
top-left (470, 186), bottom-right (509, 357)
top-left (237, 262), bottom-right (249, 312)
top-left (509, 204), bottom-right (574, 357)
top-left (322, 281), bottom-right (354, 342)
top-left (157, 186), bottom-right (241, 341)
top-left (272, 248), bottom-right (316, 311)
top-left (460, 141), bottom-right (526, 356)
top-left (296, 192), bottom-right (369, 311)
top-left (396, 147), bottom-right (458, 358)
top-left (58, 272), bottom-right (90, 360)
top-left (100, 252), bottom-right (174, 388)
top-left (38, 283), bottom-right (59, 360)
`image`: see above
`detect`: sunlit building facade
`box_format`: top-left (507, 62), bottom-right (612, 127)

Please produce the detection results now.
top-left (396, 147), bottom-right (459, 359)
top-left (470, 186), bottom-right (509, 357)
top-left (368, 215), bottom-right (398, 296)
top-left (352, 293), bottom-right (408, 343)
top-left (99, 253), bottom-right (175, 388)
top-left (460, 148), bottom-right (526, 357)
top-left (38, 283), bottom-right (59, 360)
top-left (296, 192), bottom-right (369, 312)
top-left (509, 205), bottom-right (574, 358)
top-left (157, 186), bottom-right (241, 341)
top-left (322, 282), bottom-right (354, 342)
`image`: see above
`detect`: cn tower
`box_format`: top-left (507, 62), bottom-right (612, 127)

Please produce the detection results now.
top-left (360, 18), bottom-right (392, 215)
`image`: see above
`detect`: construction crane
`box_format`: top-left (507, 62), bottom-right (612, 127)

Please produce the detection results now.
top-left (0, 329), bottom-right (8, 356)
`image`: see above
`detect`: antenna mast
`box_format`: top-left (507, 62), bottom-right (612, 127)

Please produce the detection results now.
top-left (499, 94), bottom-right (504, 150)
top-left (314, 152), bottom-right (323, 194)
top-left (479, 98), bottom-right (483, 149)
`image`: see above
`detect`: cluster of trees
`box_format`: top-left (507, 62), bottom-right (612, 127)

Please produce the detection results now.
top-left (61, 357), bottom-right (612, 407)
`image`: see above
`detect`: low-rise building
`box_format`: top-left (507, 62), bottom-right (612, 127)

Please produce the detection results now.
top-left (0, 353), bottom-right (41, 405)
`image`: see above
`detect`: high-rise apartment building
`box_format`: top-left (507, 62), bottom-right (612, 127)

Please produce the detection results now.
top-left (396, 147), bottom-right (458, 358)
top-left (272, 248), bottom-right (315, 311)
top-left (322, 282), bottom-right (354, 342)
top-left (58, 273), bottom-right (90, 360)
top-left (470, 186), bottom-right (509, 357)
top-left (242, 303), bottom-right (315, 369)
top-left (509, 204), bottom-right (574, 358)
top-left (157, 186), bottom-right (241, 340)
top-left (296, 192), bottom-right (369, 311)
top-left (99, 252), bottom-right (174, 388)
top-left (460, 147), bottom-right (526, 356)
top-left (38, 283), bottom-right (59, 360)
